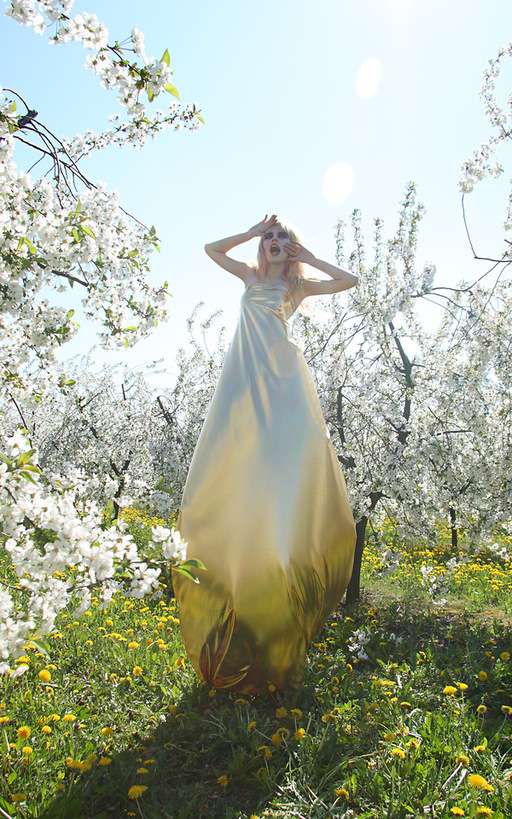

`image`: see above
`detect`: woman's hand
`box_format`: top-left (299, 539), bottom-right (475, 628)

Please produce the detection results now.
top-left (247, 213), bottom-right (278, 239)
top-left (284, 240), bottom-right (316, 265)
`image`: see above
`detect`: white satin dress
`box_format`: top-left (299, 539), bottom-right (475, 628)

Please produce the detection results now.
top-left (172, 272), bottom-right (356, 694)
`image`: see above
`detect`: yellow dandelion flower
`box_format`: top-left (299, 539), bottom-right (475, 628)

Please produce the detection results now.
top-left (217, 774), bottom-right (229, 787)
top-left (275, 707), bottom-right (287, 718)
top-left (10, 794), bottom-right (27, 803)
top-left (456, 682), bottom-right (468, 691)
top-left (334, 786), bottom-right (349, 799)
top-left (98, 756), bottom-right (112, 765)
top-left (41, 725), bottom-right (52, 734)
top-left (474, 743), bottom-right (486, 752)
top-left (406, 738), bottom-right (421, 750)
top-left (267, 682), bottom-right (276, 692)
top-left (499, 651), bottom-right (510, 662)
top-left (475, 808), bottom-right (493, 816)
top-left (443, 685), bottom-right (458, 696)
top-left (500, 704), bottom-right (512, 716)
top-left (290, 708), bottom-right (303, 719)
top-left (38, 669), bottom-right (51, 683)
top-left (390, 747), bottom-right (406, 759)
top-left (17, 726), bottom-right (31, 740)
top-left (0, 716), bottom-right (10, 724)
top-left (295, 728), bottom-right (306, 740)
top-left (127, 641), bottom-right (139, 650)
top-left (247, 720), bottom-right (257, 733)
top-left (100, 726), bottom-right (113, 736)
top-left (476, 704), bottom-right (487, 715)
top-left (132, 666), bottom-right (143, 677)
top-left (467, 773), bottom-right (494, 792)
top-left (478, 671), bottom-right (488, 682)
top-left (257, 745), bottom-right (272, 759)
top-left (137, 767), bottom-right (149, 774)
top-left (383, 731), bottom-right (395, 741)
top-left (22, 746), bottom-right (33, 756)
top-left (271, 732), bottom-right (282, 747)
top-left (142, 758), bottom-right (156, 765)
top-left (455, 753), bottom-right (470, 765)
top-left (127, 784), bottom-right (148, 800)
top-left (449, 808), bottom-right (465, 816)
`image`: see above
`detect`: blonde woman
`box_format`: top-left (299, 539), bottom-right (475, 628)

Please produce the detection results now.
top-left (172, 214), bottom-right (359, 695)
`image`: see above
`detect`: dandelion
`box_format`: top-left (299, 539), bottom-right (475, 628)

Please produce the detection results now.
top-left (0, 716), bottom-right (10, 724)
top-left (455, 753), bottom-right (470, 765)
top-left (275, 707), bottom-right (287, 718)
top-left (473, 743), bottom-right (487, 752)
top-left (390, 747), bottom-right (406, 759)
top-left (290, 708), bottom-right (303, 719)
top-left (295, 728), bottom-right (306, 740)
top-left (443, 685), bottom-right (458, 696)
top-left (10, 794), bottom-right (27, 803)
top-left (98, 756), bottom-right (112, 765)
top-left (475, 808), bottom-right (493, 816)
top-left (476, 705), bottom-right (487, 715)
top-left (456, 682), bottom-right (468, 691)
top-left (271, 732), bottom-right (283, 747)
top-left (217, 774), bottom-right (229, 787)
top-left (257, 745), bottom-right (272, 760)
top-left (127, 784), bottom-right (148, 799)
top-left (499, 651), bottom-right (510, 661)
top-left (38, 669), bottom-right (52, 682)
top-left (62, 713), bottom-right (76, 722)
top-left (100, 726), bottom-right (113, 736)
top-left (127, 641), bottom-right (140, 650)
top-left (17, 726), bottom-right (31, 740)
top-left (450, 808), bottom-right (465, 816)
top-left (132, 666), bottom-right (143, 677)
top-left (22, 746), bottom-right (33, 756)
top-left (501, 705), bottom-right (512, 716)
top-left (467, 773), bottom-right (494, 792)
top-left (41, 725), bottom-right (52, 734)
top-left (334, 786), bottom-right (349, 799)
top-left (478, 671), bottom-right (488, 682)
top-left (247, 720), bottom-right (257, 733)
top-left (137, 767), bottom-right (149, 774)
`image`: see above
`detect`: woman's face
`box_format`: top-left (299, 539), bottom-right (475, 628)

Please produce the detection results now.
top-left (262, 224), bottom-right (290, 263)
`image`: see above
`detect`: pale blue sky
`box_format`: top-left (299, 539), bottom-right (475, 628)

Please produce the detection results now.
top-left (2, 0), bottom-right (511, 389)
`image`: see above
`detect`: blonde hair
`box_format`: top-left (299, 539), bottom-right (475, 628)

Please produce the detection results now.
top-left (249, 216), bottom-right (306, 293)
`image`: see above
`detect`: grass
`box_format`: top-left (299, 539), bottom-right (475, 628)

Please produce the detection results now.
top-left (0, 510), bottom-right (511, 818)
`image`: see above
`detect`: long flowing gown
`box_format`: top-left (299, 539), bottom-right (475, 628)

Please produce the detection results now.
top-left (172, 273), bottom-right (357, 695)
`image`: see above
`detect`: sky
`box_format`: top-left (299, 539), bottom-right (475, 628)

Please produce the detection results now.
top-left (2, 0), bottom-right (511, 391)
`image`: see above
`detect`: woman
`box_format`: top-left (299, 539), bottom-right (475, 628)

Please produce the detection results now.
top-left (172, 214), bottom-right (358, 695)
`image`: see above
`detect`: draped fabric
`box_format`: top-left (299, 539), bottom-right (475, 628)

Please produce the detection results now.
top-left (172, 274), bottom-right (356, 694)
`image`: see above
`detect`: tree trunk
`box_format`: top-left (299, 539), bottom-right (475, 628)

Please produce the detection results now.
top-left (345, 516), bottom-right (368, 605)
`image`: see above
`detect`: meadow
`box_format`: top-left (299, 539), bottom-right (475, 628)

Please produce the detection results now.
top-left (0, 510), bottom-right (511, 819)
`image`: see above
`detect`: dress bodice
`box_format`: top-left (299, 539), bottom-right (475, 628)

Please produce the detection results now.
top-left (242, 275), bottom-right (302, 324)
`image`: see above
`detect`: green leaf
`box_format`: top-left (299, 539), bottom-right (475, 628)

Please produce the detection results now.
top-left (172, 566), bottom-right (200, 584)
top-left (147, 87), bottom-right (155, 102)
top-left (16, 449), bottom-right (36, 466)
top-left (182, 558), bottom-right (208, 571)
top-left (164, 82), bottom-right (180, 99)
top-left (71, 227), bottom-right (80, 243)
top-left (82, 225), bottom-right (96, 239)
top-left (194, 111), bottom-right (205, 124)
top-left (160, 48), bottom-right (171, 66)
top-left (66, 309), bottom-right (75, 319)
top-left (8, 100), bottom-right (16, 113)
top-left (18, 471), bottom-right (39, 484)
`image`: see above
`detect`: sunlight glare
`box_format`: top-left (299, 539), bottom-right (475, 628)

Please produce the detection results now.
top-left (322, 161), bottom-right (354, 205)
top-left (355, 57), bottom-right (383, 99)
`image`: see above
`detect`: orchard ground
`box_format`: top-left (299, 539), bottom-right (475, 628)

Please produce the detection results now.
top-left (0, 510), bottom-right (511, 819)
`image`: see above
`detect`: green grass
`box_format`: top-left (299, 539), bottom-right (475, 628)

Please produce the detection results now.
top-left (1, 511), bottom-right (511, 818)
